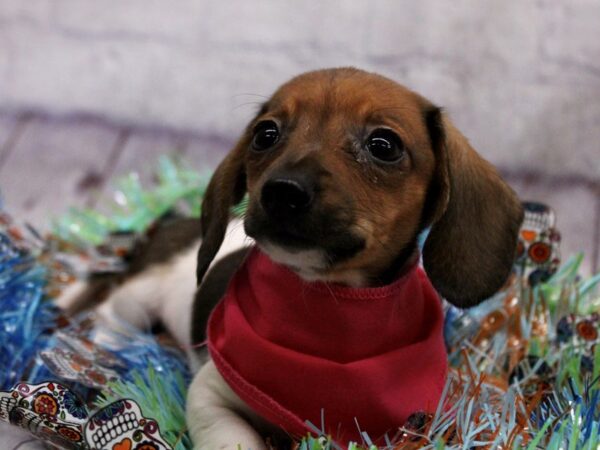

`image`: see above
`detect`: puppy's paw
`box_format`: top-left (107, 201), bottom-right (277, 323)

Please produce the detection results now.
top-left (193, 437), bottom-right (266, 450)
top-left (191, 425), bottom-right (267, 450)
top-left (187, 363), bottom-right (267, 450)
top-left (194, 444), bottom-right (262, 450)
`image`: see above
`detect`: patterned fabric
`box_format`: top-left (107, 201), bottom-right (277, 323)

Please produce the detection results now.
top-left (0, 382), bottom-right (172, 450)
top-left (515, 202), bottom-right (561, 286)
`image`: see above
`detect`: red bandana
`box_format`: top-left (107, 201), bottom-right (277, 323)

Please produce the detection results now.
top-left (207, 248), bottom-right (447, 445)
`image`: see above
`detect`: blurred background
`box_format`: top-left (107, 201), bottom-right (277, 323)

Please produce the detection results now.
top-left (0, 0), bottom-right (598, 273)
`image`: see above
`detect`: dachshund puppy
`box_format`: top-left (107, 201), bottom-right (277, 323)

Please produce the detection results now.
top-left (87, 68), bottom-right (523, 449)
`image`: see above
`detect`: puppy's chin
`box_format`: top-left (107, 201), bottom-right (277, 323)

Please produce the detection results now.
top-left (257, 241), bottom-right (328, 279)
top-left (244, 212), bottom-right (367, 285)
top-left (255, 240), bottom-right (369, 287)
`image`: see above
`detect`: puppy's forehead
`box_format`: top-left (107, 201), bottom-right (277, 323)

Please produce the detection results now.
top-left (266, 69), bottom-right (425, 123)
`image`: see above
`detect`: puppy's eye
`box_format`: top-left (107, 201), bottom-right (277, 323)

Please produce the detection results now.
top-left (365, 129), bottom-right (405, 163)
top-left (252, 121), bottom-right (280, 151)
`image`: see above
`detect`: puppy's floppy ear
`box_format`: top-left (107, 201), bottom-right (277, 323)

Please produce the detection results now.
top-left (196, 136), bottom-right (248, 285)
top-left (422, 107), bottom-right (524, 307)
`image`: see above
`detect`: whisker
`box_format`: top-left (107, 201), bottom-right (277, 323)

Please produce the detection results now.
top-left (231, 93), bottom-right (269, 100)
top-left (348, 207), bottom-right (389, 223)
top-left (231, 101), bottom-right (264, 112)
top-left (351, 222), bottom-right (388, 249)
top-left (324, 281), bottom-right (340, 305)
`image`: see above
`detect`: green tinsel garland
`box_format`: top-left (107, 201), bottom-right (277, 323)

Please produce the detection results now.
top-left (53, 156), bottom-right (208, 246)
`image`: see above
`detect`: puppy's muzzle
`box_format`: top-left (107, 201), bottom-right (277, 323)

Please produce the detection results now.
top-left (246, 167), bottom-right (365, 262)
top-left (261, 177), bottom-right (314, 218)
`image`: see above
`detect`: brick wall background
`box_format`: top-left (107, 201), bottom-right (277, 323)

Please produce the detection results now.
top-left (0, 0), bottom-right (598, 273)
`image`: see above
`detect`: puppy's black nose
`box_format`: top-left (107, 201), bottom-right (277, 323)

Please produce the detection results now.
top-left (261, 178), bottom-right (314, 217)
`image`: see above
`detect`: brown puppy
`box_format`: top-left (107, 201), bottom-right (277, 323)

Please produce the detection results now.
top-left (183, 68), bottom-right (523, 448)
top-left (84, 68), bottom-right (523, 449)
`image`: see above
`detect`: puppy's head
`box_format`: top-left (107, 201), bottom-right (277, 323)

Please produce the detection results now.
top-left (197, 68), bottom-right (523, 307)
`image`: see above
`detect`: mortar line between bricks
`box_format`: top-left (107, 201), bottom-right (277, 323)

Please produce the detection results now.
top-left (0, 114), bottom-right (33, 172)
top-left (85, 128), bottom-right (131, 209)
top-left (592, 189), bottom-right (600, 275)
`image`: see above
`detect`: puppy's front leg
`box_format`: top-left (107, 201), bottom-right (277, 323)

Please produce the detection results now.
top-left (187, 360), bottom-right (266, 450)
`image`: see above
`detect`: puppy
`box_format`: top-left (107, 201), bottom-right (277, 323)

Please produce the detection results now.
top-left (80, 68), bottom-right (523, 449)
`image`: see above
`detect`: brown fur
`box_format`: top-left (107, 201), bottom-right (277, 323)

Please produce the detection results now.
top-left (422, 110), bottom-right (524, 305)
top-left (197, 67), bottom-right (523, 306)
top-left (64, 217), bottom-right (202, 315)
